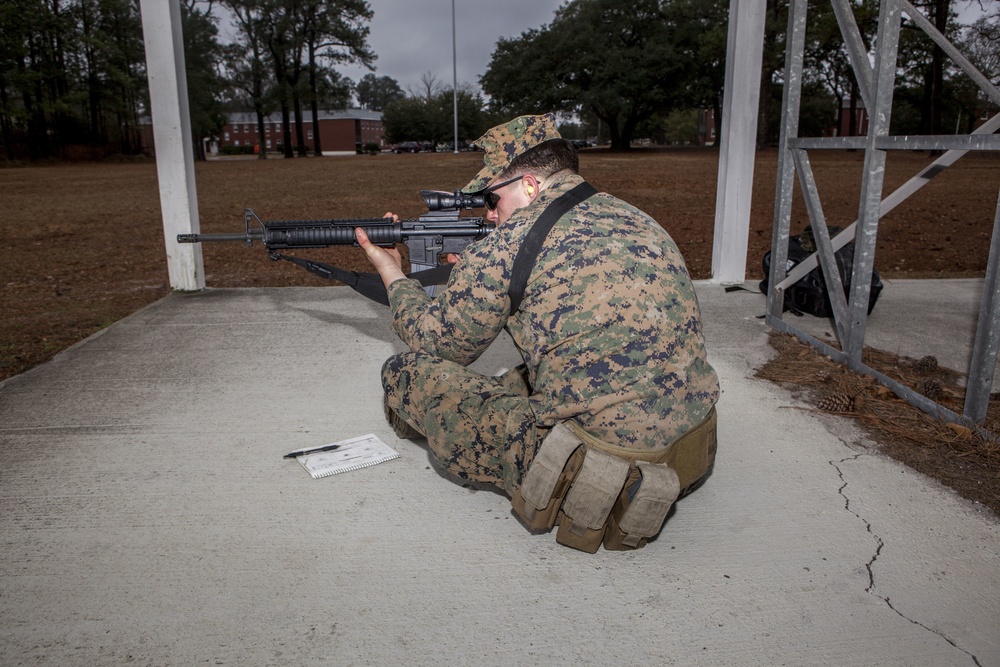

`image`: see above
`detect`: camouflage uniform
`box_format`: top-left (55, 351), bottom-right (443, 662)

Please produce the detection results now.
top-left (382, 116), bottom-right (719, 496)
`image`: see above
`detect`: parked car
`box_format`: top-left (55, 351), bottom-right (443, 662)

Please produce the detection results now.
top-left (435, 140), bottom-right (477, 152)
top-left (392, 141), bottom-right (421, 153)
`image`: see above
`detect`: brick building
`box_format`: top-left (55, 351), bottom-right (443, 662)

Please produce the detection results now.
top-left (218, 109), bottom-right (385, 155)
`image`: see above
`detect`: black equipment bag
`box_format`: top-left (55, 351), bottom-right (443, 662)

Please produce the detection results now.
top-left (759, 227), bottom-right (883, 318)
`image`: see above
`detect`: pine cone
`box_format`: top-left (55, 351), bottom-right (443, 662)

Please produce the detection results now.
top-left (920, 378), bottom-right (944, 401)
top-left (914, 355), bottom-right (939, 373)
top-left (817, 392), bottom-right (855, 413)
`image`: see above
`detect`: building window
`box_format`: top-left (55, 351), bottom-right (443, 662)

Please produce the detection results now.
top-left (234, 140), bottom-right (240, 147)
top-left (224, 131), bottom-right (230, 141)
top-left (308, 130), bottom-right (313, 140)
top-left (266, 139), bottom-right (272, 149)
top-left (243, 124), bottom-right (249, 133)
top-left (265, 125), bottom-right (270, 133)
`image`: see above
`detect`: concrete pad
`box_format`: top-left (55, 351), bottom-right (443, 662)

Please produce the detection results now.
top-left (1, 281), bottom-right (997, 666)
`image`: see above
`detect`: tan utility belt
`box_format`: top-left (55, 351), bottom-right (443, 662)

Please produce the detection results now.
top-left (511, 407), bottom-right (717, 553)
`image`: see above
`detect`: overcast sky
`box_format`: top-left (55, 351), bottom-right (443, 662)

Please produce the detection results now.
top-left (317, 0), bottom-right (566, 94)
top-left (336, 0), bottom-right (994, 94)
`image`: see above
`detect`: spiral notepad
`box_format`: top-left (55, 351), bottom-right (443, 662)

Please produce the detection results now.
top-left (291, 433), bottom-right (400, 479)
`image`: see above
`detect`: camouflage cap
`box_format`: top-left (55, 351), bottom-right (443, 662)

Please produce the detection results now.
top-left (461, 113), bottom-right (562, 193)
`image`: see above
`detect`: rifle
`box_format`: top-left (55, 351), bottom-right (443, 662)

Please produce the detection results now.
top-left (177, 190), bottom-right (492, 305)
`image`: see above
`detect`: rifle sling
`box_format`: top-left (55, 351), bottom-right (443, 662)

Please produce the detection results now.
top-left (270, 253), bottom-right (452, 306)
top-left (508, 182), bottom-right (597, 314)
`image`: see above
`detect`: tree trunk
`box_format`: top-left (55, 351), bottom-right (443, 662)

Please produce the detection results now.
top-left (255, 110), bottom-right (268, 159)
top-left (848, 80), bottom-right (858, 137)
top-left (293, 91), bottom-right (307, 157)
top-left (281, 98), bottom-right (294, 158)
top-left (292, 91), bottom-right (306, 157)
top-left (0, 74), bottom-right (14, 160)
top-left (308, 42), bottom-right (323, 157)
top-left (605, 115), bottom-right (624, 150)
top-left (712, 99), bottom-right (722, 148)
top-left (929, 0), bottom-right (948, 137)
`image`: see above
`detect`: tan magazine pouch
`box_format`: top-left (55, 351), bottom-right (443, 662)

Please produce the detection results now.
top-left (511, 407), bottom-right (718, 553)
top-left (510, 422), bottom-right (585, 530)
top-left (602, 461), bottom-right (681, 550)
top-left (555, 448), bottom-right (630, 553)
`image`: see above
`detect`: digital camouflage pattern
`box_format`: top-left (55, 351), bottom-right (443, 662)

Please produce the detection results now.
top-left (382, 355), bottom-right (537, 494)
top-left (383, 172), bottom-right (720, 495)
top-left (461, 113), bottom-right (562, 193)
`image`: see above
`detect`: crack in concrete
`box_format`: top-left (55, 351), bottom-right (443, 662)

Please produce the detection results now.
top-left (830, 451), bottom-right (983, 667)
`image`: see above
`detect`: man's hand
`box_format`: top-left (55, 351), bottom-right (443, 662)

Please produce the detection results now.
top-left (355, 213), bottom-right (407, 289)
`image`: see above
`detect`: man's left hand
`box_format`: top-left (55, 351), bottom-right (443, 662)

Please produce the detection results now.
top-left (356, 213), bottom-right (407, 289)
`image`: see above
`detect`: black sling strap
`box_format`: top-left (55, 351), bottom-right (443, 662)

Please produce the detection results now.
top-left (508, 181), bottom-right (598, 313)
top-left (270, 253), bottom-right (452, 306)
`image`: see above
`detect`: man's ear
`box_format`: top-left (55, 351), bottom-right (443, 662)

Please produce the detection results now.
top-left (523, 173), bottom-right (540, 198)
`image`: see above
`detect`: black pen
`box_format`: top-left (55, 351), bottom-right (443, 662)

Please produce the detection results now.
top-left (283, 443), bottom-right (343, 459)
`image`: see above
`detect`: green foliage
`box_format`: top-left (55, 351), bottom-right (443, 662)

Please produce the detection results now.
top-left (482, 0), bottom-right (719, 150)
top-left (951, 9), bottom-right (1000, 132)
top-left (220, 143), bottom-right (256, 155)
top-left (557, 122), bottom-right (584, 140)
top-left (356, 74), bottom-right (404, 110)
top-left (0, 0), bottom-right (149, 160)
top-left (659, 109), bottom-right (701, 144)
top-left (797, 81), bottom-right (837, 138)
top-left (222, 0), bottom-right (374, 157)
top-left (382, 89), bottom-right (490, 145)
top-left (5, 0), bottom-right (994, 162)
top-left (219, 3), bottom-right (278, 116)
top-left (664, 0), bottom-right (729, 113)
top-left (182, 3), bottom-right (227, 160)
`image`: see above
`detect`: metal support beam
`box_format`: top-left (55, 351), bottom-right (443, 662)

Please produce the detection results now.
top-left (844, 0), bottom-right (902, 360)
top-left (830, 0), bottom-right (874, 109)
top-left (766, 0), bottom-right (808, 318)
top-left (779, 113), bottom-right (1000, 289)
top-left (765, 0), bottom-right (1000, 428)
top-left (965, 191), bottom-right (1000, 422)
top-left (791, 148), bottom-right (850, 344)
top-left (711, 0), bottom-right (766, 285)
top-left (139, 0), bottom-right (204, 291)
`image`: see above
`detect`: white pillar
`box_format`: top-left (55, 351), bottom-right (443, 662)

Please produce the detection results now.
top-left (139, 0), bottom-right (204, 291)
top-left (711, 0), bottom-right (766, 285)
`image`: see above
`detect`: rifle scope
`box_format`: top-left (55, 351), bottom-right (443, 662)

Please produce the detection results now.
top-left (421, 190), bottom-right (486, 211)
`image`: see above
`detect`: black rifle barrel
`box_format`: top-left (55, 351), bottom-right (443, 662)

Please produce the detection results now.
top-left (177, 218), bottom-right (490, 249)
top-left (177, 232), bottom-right (261, 243)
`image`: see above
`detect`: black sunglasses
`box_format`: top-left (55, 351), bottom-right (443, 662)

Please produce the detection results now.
top-left (483, 175), bottom-right (525, 211)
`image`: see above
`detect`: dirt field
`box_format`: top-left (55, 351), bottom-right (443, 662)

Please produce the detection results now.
top-left (2, 148), bottom-right (998, 511)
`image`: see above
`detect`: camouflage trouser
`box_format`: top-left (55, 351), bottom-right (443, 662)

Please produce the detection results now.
top-left (381, 352), bottom-right (545, 495)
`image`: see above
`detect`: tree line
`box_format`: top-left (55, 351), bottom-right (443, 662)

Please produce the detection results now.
top-left (0, 0), bottom-right (375, 161)
top-left (1, 0), bottom-right (997, 161)
top-left (483, 0), bottom-right (999, 149)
